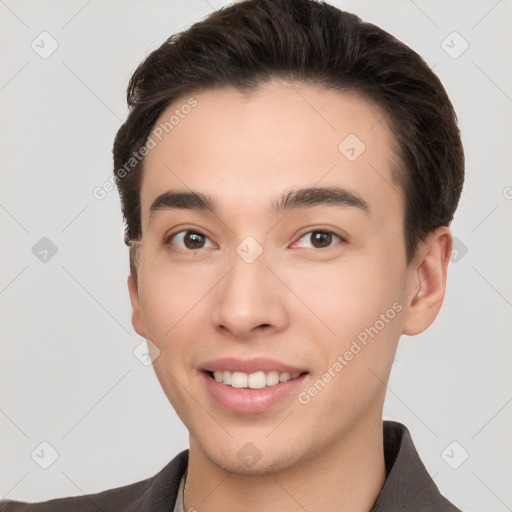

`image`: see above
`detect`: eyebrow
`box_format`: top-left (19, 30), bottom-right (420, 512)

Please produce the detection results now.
top-left (149, 186), bottom-right (370, 217)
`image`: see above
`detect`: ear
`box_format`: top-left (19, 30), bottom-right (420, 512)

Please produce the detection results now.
top-left (402, 227), bottom-right (453, 336)
top-left (127, 274), bottom-right (147, 338)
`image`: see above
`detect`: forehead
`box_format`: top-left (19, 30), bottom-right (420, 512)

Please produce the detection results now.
top-left (140, 81), bottom-right (402, 222)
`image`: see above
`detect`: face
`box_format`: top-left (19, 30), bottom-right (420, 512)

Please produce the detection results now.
top-left (128, 81), bottom-right (441, 475)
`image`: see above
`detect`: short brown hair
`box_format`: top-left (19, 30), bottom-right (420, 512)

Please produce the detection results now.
top-left (113, 0), bottom-right (464, 276)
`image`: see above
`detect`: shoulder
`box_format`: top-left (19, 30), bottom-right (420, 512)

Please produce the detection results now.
top-left (0, 450), bottom-right (189, 512)
top-left (0, 478), bottom-right (150, 512)
top-left (0, 478), bottom-right (152, 512)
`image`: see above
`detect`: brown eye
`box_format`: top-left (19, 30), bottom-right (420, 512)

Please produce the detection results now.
top-left (311, 231), bottom-right (332, 248)
top-left (167, 230), bottom-right (215, 250)
top-left (184, 232), bottom-right (205, 249)
top-left (294, 230), bottom-right (342, 249)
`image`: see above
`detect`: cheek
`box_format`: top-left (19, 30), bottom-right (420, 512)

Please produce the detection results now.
top-left (287, 256), bottom-right (406, 408)
top-left (289, 255), bottom-right (406, 339)
top-left (290, 260), bottom-right (405, 421)
top-left (137, 265), bottom-right (208, 418)
top-left (137, 255), bottom-right (217, 341)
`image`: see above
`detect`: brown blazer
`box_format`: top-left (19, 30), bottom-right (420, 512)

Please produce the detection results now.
top-left (1, 421), bottom-right (462, 511)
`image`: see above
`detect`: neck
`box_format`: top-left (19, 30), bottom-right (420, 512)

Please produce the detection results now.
top-left (183, 413), bottom-right (386, 512)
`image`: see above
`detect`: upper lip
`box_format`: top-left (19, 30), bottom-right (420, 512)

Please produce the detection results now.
top-left (200, 357), bottom-right (308, 374)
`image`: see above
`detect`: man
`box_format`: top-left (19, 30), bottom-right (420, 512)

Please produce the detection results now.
top-left (1, 0), bottom-right (464, 510)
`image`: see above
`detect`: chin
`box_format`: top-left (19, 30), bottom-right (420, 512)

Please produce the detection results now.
top-left (200, 438), bottom-right (307, 476)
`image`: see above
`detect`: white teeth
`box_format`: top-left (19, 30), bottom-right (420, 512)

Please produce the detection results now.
top-left (222, 370), bottom-right (232, 385)
top-left (248, 371), bottom-right (267, 389)
top-left (210, 370), bottom-right (303, 389)
top-left (266, 371), bottom-right (280, 386)
top-left (231, 372), bottom-right (248, 388)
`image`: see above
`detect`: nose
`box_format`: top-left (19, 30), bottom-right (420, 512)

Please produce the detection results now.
top-left (212, 248), bottom-right (289, 340)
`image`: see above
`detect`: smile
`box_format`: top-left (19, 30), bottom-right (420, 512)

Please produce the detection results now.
top-left (199, 357), bottom-right (310, 413)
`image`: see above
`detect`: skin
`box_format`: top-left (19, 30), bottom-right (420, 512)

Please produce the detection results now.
top-left (127, 81), bottom-right (452, 512)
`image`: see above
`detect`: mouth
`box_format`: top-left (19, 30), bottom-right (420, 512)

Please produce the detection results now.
top-left (199, 358), bottom-right (310, 414)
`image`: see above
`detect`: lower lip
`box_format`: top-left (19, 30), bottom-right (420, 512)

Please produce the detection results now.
top-left (200, 371), bottom-right (308, 414)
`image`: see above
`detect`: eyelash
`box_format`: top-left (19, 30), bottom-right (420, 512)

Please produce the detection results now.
top-left (164, 229), bottom-right (345, 251)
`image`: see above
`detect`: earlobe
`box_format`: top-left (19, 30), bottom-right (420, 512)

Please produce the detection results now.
top-left (402, 227), bottom-right (453, 336)
top-left (127, 274), bottom-right (146, 338)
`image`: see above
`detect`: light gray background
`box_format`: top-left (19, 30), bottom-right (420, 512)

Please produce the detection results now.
top-left (1, 0), bottom-right (511, 510)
